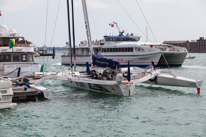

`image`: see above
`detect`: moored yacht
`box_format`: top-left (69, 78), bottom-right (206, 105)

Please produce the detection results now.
top-left (0, 24), bottom-right (41, 77)
top-left (0, 79), bottom-right (17, 109)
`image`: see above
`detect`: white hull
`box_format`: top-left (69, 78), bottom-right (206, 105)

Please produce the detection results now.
top-left (62, 79), bottom-right (135, 96)
top-left (157, 52), bottom-right (187, 67)
top-left (145, 72), bottom-right (202, 88)
top-left (61, 52), bottom-right (161, 67)
top-left (34, 67), bottom-right (203, 96)
top-left (0, 94), bottom-right (17, 109)
top-left (0, 63), bottom-right (41, 77)
top-left (0, 80), bottom-right (17, 109)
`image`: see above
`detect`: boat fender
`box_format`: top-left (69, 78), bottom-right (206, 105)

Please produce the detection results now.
top-left (116, 73), bottom-right (123, 83)
top-left (149, 76), bottom-right (157, 83)
top-left (144, 71), bottom-right (146, 76)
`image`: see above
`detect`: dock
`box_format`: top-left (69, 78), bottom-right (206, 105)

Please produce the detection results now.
top-left (38, 46), bottom-right (55, 59)
top-left (12, 86), bottom-right (39, 102)
top-left (11, 78), bottom-right (45, 102)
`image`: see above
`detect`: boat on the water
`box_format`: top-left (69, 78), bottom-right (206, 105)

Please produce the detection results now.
top-left (61, 25), bottom-right (162, 68)
top-left (37, 56), bottom-right (203, 96)
top-left (0, 24), bottom-right (41, 77)
top-left (0, 79), bottom-right (17, 109)
top-left (140, 42), bottom-right (188, 67)
top-left (62, 22), bottom-right (188, 68)
top-left (34, 0), bottom-right (203, 96)
top-left (185, 55), bottom-right (196, 59)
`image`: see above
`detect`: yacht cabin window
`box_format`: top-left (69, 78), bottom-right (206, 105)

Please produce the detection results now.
top-left (0, 55), bottom-right (11, 62)
top-left (13, 55), bottom-right (20, 62)
top-left (28, 54), bottom-right (33, 62)
top-left (22, 55), bottom-right (27, 62)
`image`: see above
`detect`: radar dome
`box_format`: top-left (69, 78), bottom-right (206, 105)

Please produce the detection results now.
top-left (8, 29), bottom-right (17, 33)
top-left (0, 25), bottom-right (9, 33)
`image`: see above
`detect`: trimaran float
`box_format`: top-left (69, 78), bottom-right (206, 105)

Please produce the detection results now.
top-left (27, 0), bottom-right (202, 97)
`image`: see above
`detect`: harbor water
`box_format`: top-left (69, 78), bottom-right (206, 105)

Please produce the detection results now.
top-left (0, 51), bottom-right (206, 136)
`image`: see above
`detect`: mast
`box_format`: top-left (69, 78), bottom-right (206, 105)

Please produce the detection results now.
top-left (71, 0), bottom-right (76, 71)
top-left (66, 0), bottom-right (73, 72)
top-left (81, 0), bottom-right (93, 63)
top-left (113, 21), bottom-right (120, 33)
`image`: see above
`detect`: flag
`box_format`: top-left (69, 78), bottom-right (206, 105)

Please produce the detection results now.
top-left (109, 23), bottom-right (114, 27)
top-left (0, 10), bottom-right (1, 16)
top-left (40, 64), bottom-right (44, 72)
top-left (9, 40), bottom-right (14, 48)
top-left (12, 39), bottom-right (15, 46)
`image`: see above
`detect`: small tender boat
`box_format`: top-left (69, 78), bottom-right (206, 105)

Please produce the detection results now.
top-left (0, 79), bottom-right (17, 109)
top-left (185, 55), bottom-right (196, 59)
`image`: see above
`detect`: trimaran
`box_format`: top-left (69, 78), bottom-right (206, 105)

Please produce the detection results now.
top-left (31, 0), bottom-right (202, 97)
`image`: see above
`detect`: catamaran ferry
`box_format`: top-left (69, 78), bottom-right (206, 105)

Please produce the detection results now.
top-left (62, 31), bottom-right (162, 67)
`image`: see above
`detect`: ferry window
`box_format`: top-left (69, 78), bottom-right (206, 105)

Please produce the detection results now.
top-left (13, 55), bottom-right (20, 62)
top-left (110, 48), bottom-right (112, 52)
top-left (128, 47), bottom-right (131, 52)
top-left (131, 47), bottom-right (133, 52)
top-left (22, 55), bottom-right (27, 62)
top-left (119, 48), bottom-right (122, 52)
top-left (28, 54), bottom-right (33, 62)
top-left (125, 48), bottom-right (128, 52)
top-left (106, 48), bottom-right (109, 52)
top-left (115, 48), bottom-right (118, 52)
top-left (112, 48), bottom-right (115, 52)
top-left (122, 48), bottom-right (125, 52)
top-left (135, 47), bottom-right (140, 52)
top-left (110, 38), bottom-right (112, 41)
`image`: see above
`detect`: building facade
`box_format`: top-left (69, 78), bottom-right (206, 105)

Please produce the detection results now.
top-left (163, 37), bottom-right (206, 53)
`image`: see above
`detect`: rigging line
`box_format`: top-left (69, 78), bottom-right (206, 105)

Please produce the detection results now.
top-left (88, 0), bottom-right (99, 42)
top-left (49, 0), bottom-right (61, 47)
top-left (45, 0), bottom-right (61, 72)
top-left (43, 0), bottom-right (49, 72)
top-left (116, 0), bottom-right (152, 42)
top-left (71, 0), bottom-right (76, 72)
top-left (44, 0), bottom-right (49, 46)
top-left (135, 0), bottom-right (158, 43)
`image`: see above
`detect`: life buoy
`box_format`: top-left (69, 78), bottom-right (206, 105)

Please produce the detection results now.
top-left (141, 48), bottom-right (144, 52)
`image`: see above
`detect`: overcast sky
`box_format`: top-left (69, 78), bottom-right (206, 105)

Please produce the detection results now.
top-left (0, 0), bottom-right (205, 47)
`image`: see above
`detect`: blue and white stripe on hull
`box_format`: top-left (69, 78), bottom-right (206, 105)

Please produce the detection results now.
top-left (61, 63), bottom-right (158, 68)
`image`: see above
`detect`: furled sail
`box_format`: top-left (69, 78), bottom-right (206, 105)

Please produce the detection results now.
top-left (92, 55), bottom-right (120, 69)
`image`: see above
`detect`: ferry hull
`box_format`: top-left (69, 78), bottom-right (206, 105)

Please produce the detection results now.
top-left (157, 52), bottom-right (187, 67)
top-left (61, 52), bottom-right (161, 67)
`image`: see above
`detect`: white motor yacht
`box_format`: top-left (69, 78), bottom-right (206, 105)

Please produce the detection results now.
top-left (0, 79), bottom-right (17, 109)
top-left (0, 24), bottom-right (41, 77)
